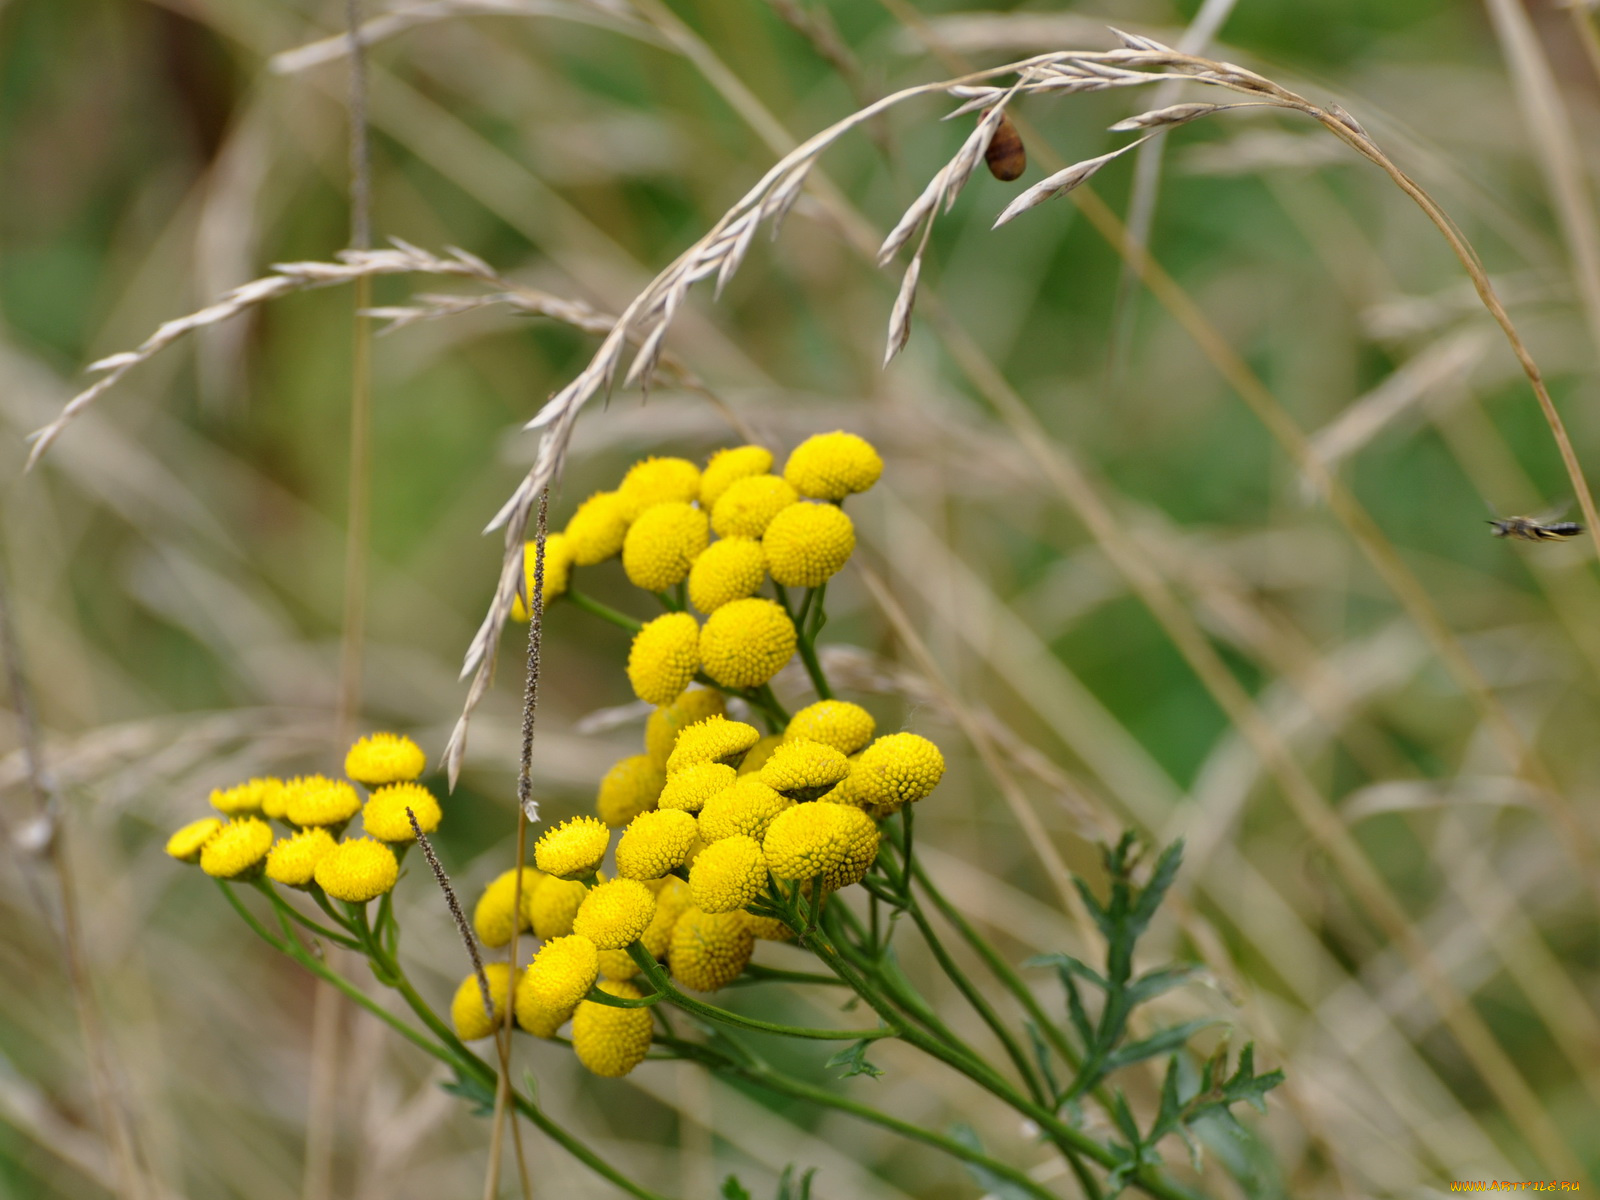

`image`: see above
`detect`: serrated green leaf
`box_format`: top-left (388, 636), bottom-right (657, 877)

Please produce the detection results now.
top-left (1024, 952), bottom-right (1108, 991)
top-left (439, 1069), bottom-right (496, 1118)
top-left (1024, 1019), bottom-right (1061, 1099)
top-left (721, 1175), bottom-right (753, 1200)
top-left (776, 1165), bottom-right (818, 1200)
top-left (1102, 1020), bottom-right (1215, 1075)
top-left (824, 1039), bottom-right (884, 1079)
top-left (1130, 839), bottom-right (1184, 932)
top-left (1126, 964), bottom-right (1199, 1006)
top-left (1110, 1090), bottom-right (1141, 1145)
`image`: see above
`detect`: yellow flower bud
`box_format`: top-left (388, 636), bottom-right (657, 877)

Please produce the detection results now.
top-left (283, 775), bottom-right (363, 828)
top-left (451, 963), bottom-right (514, 1041)
top-left (762, 803), bottom-right (879, 889)
top-left (697, 777), bottom-right (792, 843)
top-left (516, 935), bottom-right (598, 1034)
top-left (665, 715), bottom-right (761, 773)
top-left (199, 817), bottom-right (274, 879)
top-left (573, 878), bottom-right (657, 950)
top-left (641, 876), bottom-right (692, 960)
top-left (528, 876), bottom-right (587, 940)
top-left (572, 980), bottom-right (654, 1077)
top-left (344, 733), bottom-right (427, 786)
top-left (850, 732), bottom-right (946, 815)
top-left (644, 687), bottom-right (726, 769)
top-left (512, 532), bottom-right (575, 620)
top-left (626, 612), bottom-right (701, 706)
top-left (736, 734), bottom-right (783, 777)
top-left (762, 502), bottom-right (854, 588)
top-left (711, 475), bottom-right (798, 539)
top-left (473, 867), bottom-right (546, 948)
top-left (623, 502), bottom-right (710, 593)
top-left (783, 431), bottom-right (883, 501)
top-left (758, 738), bottom-right (851, 801)
top-left (615, 809), bottom-right (698, 879)
top-left (596, 754), bottom-right (666, 827)
top-left (688, 835), bottom-right (767, 914)
top-left (688, 537), bottom-right (766, 614)
top-left (658, 762), bottom-right (736, 813)
top-left (699, 598), bottom-right (795, 689)
top-left (265, 827), bottom-right (338, 888)
top-left (700, 445), bottom-right (774, 508)
top-left (209, 778), bottom-right (282, 818)
top-left (565, 491), bottom-right (630, 565)
top-left (166, 817), bottom-right (222, 863)
top-left (313, 837), bottom-right (400, 902)
top-left (535, 815), bottom-right (611, 879)
top-left (784, 701), bottom-right (875, 755)
top-left (668, 907), bottom-right (755, 992)
top-left (617, 456), bottom-right (702, 521)
top-left (362, 782), bottom-right (441, 842)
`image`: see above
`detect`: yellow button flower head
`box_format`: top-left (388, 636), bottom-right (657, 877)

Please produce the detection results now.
top-left (209, 778), bottom-right (282, 818)
top-left (743, 911), bottom-right (795, 942)
top-left (762, 502), bottom-right (855, 588)
top-left (763, 803), bottom-right (879, 889)
top-left (758, 738), bottom-right (851, 801)
top-left (362, 782), bottom-right (442, 842)
top-left (785, 700), bottom-right (875, 755)
top-left (688, 536), bottom-right (766, 613)
top-left (618, 456), bottom-right (702, 521)
top-left (285, 776), bottom-right (364, 828)
top-left (851, 732), bottom-right (946, 815)
top-left (199, 817), bottom-right (274, 879)
top-left (572, 980), bottom-right (654, 1078)
top-left (699, 598), bottom-right (796, 689)
top-left (565, 491), bottom-right (631, 565)
top-left (657, 762), bottom-right (736, 813)
top-left (535, 815), bottom-right (611, 879)
top-left (623, 501), bottom-right (710, 593)
top-left (344, 734), bottom-right (427, 786)
top-left (697, 777), bottom-right (792, 843)
top-left (641, 876), bottom-right (692, 959)
top-left (472, 867), bottom-right (546, 948)
top-left (451, 963), bottom-right (513, 1041)
top-left (261, 780), bottom-right (291, 820)
top-left (665, 715), bottom-right (761, 773)
top-left (711, 475), bottom-right (798, 539)
top-left (529, 876), bottom-right (588, 940)
top-left (700, 445), bottom-right (774, 508)
top-left (669, 907), bottom-right (755, 992)
top-left (688, 835), bottom-right (767, 914)
top-left (783, 431), bottom-right (883, 501)
top-left (626, 612), bottom-right (700, 707)
top-left (596, 754), bottom-right (666, 827)
top-left (516, 935), bottom-right (599, 1034)
top-left (597, 947), bottom-right (641, 982)
top-left (314, 837), bottom-right (400, 902)
top-left (167, 818), bottom-right (222, 863)
top-left (737, 734), bottom-right (784, 777)
top-left (573, 878), bottom-right (656, 950)
top-left (512, 532), bottom-right (575, 620)
top-left (615, 809), bottom-right (698, 879)
top-left (644, 687), bottom-right (726, 769)
top-left (265, 827), bottom-right (338, 887)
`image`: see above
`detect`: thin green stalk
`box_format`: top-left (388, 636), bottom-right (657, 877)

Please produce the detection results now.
top-left (735, 963), bottom-right (848, 987)
top-left (253, 882), bottom-right (364, 950)
top-left (567, 588), bottom-right (644, 632)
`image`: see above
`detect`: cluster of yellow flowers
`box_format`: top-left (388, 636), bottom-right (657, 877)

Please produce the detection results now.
top-left (165, 733), bottom-right (437, 902)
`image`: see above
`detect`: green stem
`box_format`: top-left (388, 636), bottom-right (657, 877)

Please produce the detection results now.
top-left (567, 588), bottom-right (644, 632)
top-left (734, 963), bottom-right (849, 988)
top-left (656, 590), bottom-right (682, 612)
top-left (252, 881), bottom-right (363, 950)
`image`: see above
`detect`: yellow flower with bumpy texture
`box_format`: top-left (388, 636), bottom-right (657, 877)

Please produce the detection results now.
top-left (743, 911), bottom-right (795, 942)
top-left (473, 867), bottom-right (546, 948)
top-left (284, 776), bottom-right (363, 827)
top-left (535, 815), bottom-right (611, 879)
top-left (644, 688), bottom-right (725, 769)
top-left (785, 701), bottom-right (875, 755)
top-left (669, 907), bottom-right (755, 991)
top-left (697, 778), bottom-right (792, 843)
top-left (665, 715), bottom-right (761, 773)
top-left (529, 876), bottom-right (587, 940)
top-left (573, 981), bottom-right (654, 1078)
top-left (762, 502), bottom-right (855, 588)
top-left (623, 501), bottom-right (709, 592)
top-left (701, 445), bottom-right (773, 507)
top-left (596, 754), bottom-right (666, 827)
top-left (783, 431), bottom-right (883, 501)
top-left (763, 803), bottom-right (879, 889)
top-left (688, 835), bottom-right (767, 914)
top-left (565, 491), bottom-right (631, 565)
top-left (167, 818), bottom-right (222, 862)
top-left (345, 734), bottom-right (427, 786)
top-left (699, 598), bottom-right (796, 689)
top-left (451, 963), bottom-right (513, 1041)
top-left (758, 739), bottom-right (851, 800)
top-left (850, 733), bottom-right (946, 815)
top-left (658, 762), bottom-right (736, 813)
top-left (516, 935), bottom-right (599, 1034)
top-left (209, 778), bottom-right (281, 817)
top-left (200, 817), bottom-right (273, 879)
top-left (711, 475), bottom-right (798, 539)
top-left (314, 838), bottom-right (400, 901)
top-left (615, 809), bottom-right (698, 879)
top-left (362, 782), bottom-right (441, 842)
top-left (573, 878), bottom-right (656, 950)
top-left (512, 532), bottom-right (574, 620)
top-left (618, 456), bottom-right (702, 520)
top-left (737, 734), bottom-right (783, 777)
top-left (265, 827), bottom-right (337, 887)
top-left (627, 612), bottom-right (700, 707)
top-left (689, 537), bottom-right (766, 615)
top-left (641, 876), bottom-right (692, 959)
top-left (597, 947), bottom-right (641, 982)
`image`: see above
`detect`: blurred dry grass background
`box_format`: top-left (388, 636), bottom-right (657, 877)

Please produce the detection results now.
top-left (3, 0), bottom-right (1600, 1196)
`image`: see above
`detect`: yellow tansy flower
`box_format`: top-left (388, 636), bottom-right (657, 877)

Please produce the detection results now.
top-left (572, 980), bottom-right (654, 1078)
top-left (516, 935), bottom-right (599, 1034)
top-left (362, 782), bottom-right (441, 842)
top-left (596, 754), bottom-right (666, 827)
top-left (664, 715), bottom-right (761, 773)
top-left (573, 878), bottom-right (657, 950)
top-left (657, 762), bottom-right (736, 813)
top-left (166, 817), bottom-right (222, 863)
top-left (314, 837), bottom-right (400, 902)
top-left (209, 778), bottom-right (281, 818)
top-left (644, 687), bottom-right (726, 769)
top-left (783, 431), bottom-right (883, 501)
top-left (668, 907), bottom-right (755, 992)
top-left (617, 456), bottom-right (702, 521)
top-left (762, 802), bottom-right (879, 889)
top-left (284, 776), bottom-right (363, 828)
top-left (785, 700), bottom-right (875, 755)
top-left (699, 598), bottom-right (796, 689)
top-left (641, 877), bottom-right (692, 959)
top-left (472, 867), bottom-right (546, 948)
top-left (199, 817), bottom-right (274, 879)
top-left (688, 537), bottom-right (767, 613)
top-left (565, 491), bottom-right (631, 565)
top-left (626, 612), bottom-right (701, 706)
top-left (700, 445), bottom-right (774, 508)
top-left (688, 835), bottom-right (767, 914)
top-left (850, 732), bottom-right (946, 816)
top-left (265, 827), bottom-right (338, 887)
top-left (344, 734), bottom-right (427, 786)
top-left (762, 501), bottom-right (855, 588)
top-left (597, 947), bottom-right (641, 982)
top-left (711, 475), bottom-right (798, 539)
top-left (622, 501), bottom-right (709, 593)
top-left (737, 734), bottom-right (784, 776)
top-left (696, 777), bottom-right (792, 843)
top-left (512, 532), bottom-right (575, 620)
top-left (529, 875), bottom-right (588, 940)
top-left (451, 963), bottom-right (514, 1041)
top-left (535, 815), bottom-right (611, 879)
top-left (758, 738), bottom-right (851, 801)
top-left (615, 809), bottom-right (698, 879)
